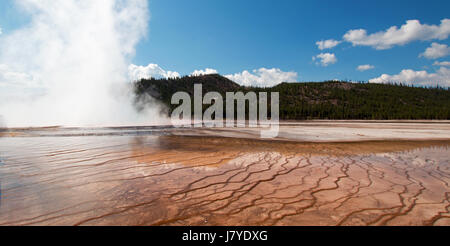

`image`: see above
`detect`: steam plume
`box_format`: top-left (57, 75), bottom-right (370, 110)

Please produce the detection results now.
top-left (0, 0), bottom-right (166, 127)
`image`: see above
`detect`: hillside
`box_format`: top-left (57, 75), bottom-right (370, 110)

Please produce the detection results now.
top-left (133, 74), bottom-right (450, 120)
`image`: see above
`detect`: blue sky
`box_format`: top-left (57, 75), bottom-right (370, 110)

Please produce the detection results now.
top-left (133, 0), bottom-right (450, 83)
top-left (1, 0), bottom-right (450, 86)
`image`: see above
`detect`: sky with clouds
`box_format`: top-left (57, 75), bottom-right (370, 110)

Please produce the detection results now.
top-left (0, 0), bottom-right (450, 88)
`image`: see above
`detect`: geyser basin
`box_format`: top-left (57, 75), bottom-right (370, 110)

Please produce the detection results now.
top-left (0, 124), bottom-right (449, 226)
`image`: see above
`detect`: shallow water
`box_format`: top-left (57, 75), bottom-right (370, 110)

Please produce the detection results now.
top-left (0, 130), bottom-right (449, 225)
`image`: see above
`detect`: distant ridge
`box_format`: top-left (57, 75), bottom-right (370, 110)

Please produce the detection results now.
top-left (134, 74), bottom-right (450, 120)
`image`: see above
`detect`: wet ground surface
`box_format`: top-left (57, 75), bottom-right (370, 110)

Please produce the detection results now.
top-left (0, 129), bottom-right (449, 226)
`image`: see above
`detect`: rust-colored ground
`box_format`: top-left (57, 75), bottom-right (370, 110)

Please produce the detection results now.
top-left (0, 133), bottom-right (448, 226)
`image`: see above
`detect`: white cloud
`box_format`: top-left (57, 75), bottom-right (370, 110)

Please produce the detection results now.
top-left (128, 63), bottom-right (180, 80)
top-left (313, 53), bottom-right (337, 66)
top-left (343, 19), bottom-right (450, 50)
top-left (433, 61), bottom-right (450, 66)
top-left (369, 67), bottom-right (450, 87)
top-left (225, 68), bottom-right (298, 87)
top-left (129, 65), bottom-right (298, 88)
top-left (0, 26), bottom-right (2, 35)
top-left (190, 68), bottom-right (218, 76)
top-left (419, 43), bottom-right (450, 59)
top-left (357, 64), bottom-right (375, 71)
top-left (316, 39), bottom-right (341, 50)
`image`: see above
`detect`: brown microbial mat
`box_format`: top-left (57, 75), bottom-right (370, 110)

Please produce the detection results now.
top-left (0, 131), bottom-right (449, 226)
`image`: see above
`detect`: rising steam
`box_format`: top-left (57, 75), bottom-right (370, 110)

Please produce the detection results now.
top-left (0, 0), bottom-right (167, 127)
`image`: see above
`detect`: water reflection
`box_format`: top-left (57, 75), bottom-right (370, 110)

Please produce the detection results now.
top-left (0, 131), bottom-right (448, 226)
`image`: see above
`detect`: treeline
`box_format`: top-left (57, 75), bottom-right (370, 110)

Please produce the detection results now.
top-left (133, 74), bottom-right (450, 120)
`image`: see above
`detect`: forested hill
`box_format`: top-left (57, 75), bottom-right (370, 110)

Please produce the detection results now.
top-left (133, 74), bottom-right (450, 120)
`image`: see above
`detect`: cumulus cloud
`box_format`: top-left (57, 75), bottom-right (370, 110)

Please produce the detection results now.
top-left (0, 0), bottom-right (167, 127)
top-left (128, 63), bottom-right (180, 80)
top-left (313, 53), bottom-right (337, 66)
top-left (343, 19), bottom-right (450, 50)
top-left (225, 68), bottom-right (298, 87)
top-left (316, 39), bottom-right (341, 50)
top-left (369, 67), bottom-right (450, 87)
top-left (419, 43), bottom-right (450, 59)
top-left (190, 68), bottom-right (218, 76)
top-left (357, 64), bottom-right (375, 71)
top-left (433, 61), bottom-right (450, 66)
top-left (0, 26), bottom-right (2, 35)
top-left (129, 64), bottom-right (297, 88)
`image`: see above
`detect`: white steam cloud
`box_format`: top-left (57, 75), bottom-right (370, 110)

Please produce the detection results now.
top-left (0, 0), bottom-right (167, 127)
